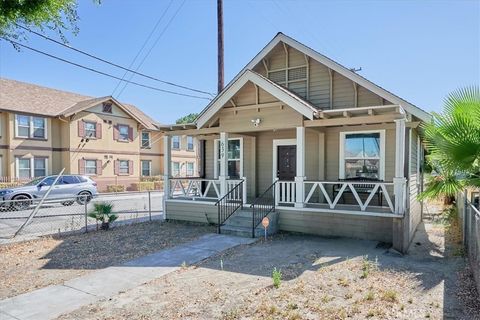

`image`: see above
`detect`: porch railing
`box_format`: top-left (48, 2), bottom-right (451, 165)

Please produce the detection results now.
top-left (215, 180), bottom-right (244, 233)
top-left (276, 181), bottom-right (296, 204)
top-left (169, 177), bottom-right (246, 201)
top-left (251, 180), bottom-right (277, 238)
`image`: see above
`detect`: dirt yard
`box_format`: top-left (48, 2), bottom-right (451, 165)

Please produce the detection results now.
top-left (58, 219), bottom-right (479, 320)
top-left (0, 221), bottom-right (215, 299)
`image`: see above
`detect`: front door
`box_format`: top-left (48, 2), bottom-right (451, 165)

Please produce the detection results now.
top-left (277, 145), bottom-right (296, 181)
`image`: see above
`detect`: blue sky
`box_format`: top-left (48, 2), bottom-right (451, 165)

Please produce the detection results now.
top-left (1, 0), bottom-right (479, 124)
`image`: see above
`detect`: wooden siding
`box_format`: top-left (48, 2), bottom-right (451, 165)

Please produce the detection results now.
top-left (165, 200), bottom-right (217, 224)
top-left (332, 72), bottom-right (355, 109)
top-left (408, 129), bottom-right (422, 242)
top-left (308, 60), bottom-right (331, 107)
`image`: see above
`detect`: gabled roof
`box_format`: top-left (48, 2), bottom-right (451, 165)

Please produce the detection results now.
top-left (0, 78), bottom-right (158, 130)
top-left (197, 33), bottom-right (431, 124)
top-left (196, 70), bottom-right (318, 128)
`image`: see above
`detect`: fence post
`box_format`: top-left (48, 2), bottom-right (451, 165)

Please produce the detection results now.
top-left (148, 191), bottom-right (152, 221)
top-left (84, 196), bottom-right (88, 233)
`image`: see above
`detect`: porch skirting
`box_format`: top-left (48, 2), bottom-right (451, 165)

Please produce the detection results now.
top-left (165, 200), bottom-right (394, 244)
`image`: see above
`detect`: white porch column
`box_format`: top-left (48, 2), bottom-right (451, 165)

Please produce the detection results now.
top-left (163, 135), bottom-right (171, 220)
top-left (295, 126), bottom-right (306, 208)
top-left (394, 118), bottom-right (407, 215)
top-left (219, 132), bottom-right (229, 196)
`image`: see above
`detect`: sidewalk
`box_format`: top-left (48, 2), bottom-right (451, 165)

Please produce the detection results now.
top-left (0, 233), bottom-right (256, 320)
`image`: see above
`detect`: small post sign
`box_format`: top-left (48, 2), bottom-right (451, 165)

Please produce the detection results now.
top-left (262, 217), bottom-right (269, 240)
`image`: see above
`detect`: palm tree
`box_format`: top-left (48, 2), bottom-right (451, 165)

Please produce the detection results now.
top-left (420, 86), bottom-right (480, 203)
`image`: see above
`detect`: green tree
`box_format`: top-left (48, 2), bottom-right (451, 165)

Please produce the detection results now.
top-left (420, 86), bottom-right (480, 203)
top-left (176, 113), bottom-right (198, 124)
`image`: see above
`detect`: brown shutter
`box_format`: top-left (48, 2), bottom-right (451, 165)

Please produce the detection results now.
top-left (114, 160), bottom-right (119, 175)
top-left (78, 121), bottom-right (85, 137)
top-left (128, 160), bottom-right (134, 175)
top-left (96, 122), bottom-right (102, 139)
top-left (128, 126), bottom-right (133, 141)
top-left (78, 159), bottom-right (85, 174)
top-left (113, 125), bottom-right (119, 141)
top-left (96, 160), bottom-right (102, 175)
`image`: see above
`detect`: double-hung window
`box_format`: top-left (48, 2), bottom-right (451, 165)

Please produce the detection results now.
top-left (214, 138), bottom-right (243, 179)
top-left (15, 115), bottom-right (47, 139)
top-left (85, 160), bottom-right (97, 175)
top-left (172, 136), bottom-right (180, 149)
top-left (339, 131), bottom-right (385, 180)
top-left (186, 136), bottom-right (194, 151)
top-left (16, 157), bottom-right (48, 178)
top-left (141, 132), bottom-right (150, 148)
top-left (84, 122), bottom-right (97, 138)
top-left (118, 125), bottom-right (129, 141)
top-left (186, 162), bottom-right (194, 176)
top-left (141, 160), bottom-right (151, 176)
top-left (119, 160), bottom-right (129, 174)
top-left (172, 162), bottom-right (180, 176)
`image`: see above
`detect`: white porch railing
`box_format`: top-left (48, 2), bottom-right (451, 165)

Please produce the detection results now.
top-left (275, 180), bottom-right (396, 214)
top-left (169, 178), bottom-right (246, 201)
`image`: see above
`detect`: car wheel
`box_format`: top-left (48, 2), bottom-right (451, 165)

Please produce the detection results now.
top-left (11, 195), bottom-right (32, 211)
top-left (61, 201), bottom-right (75, 206)
top-left (76, 191), bottom-right (92, 205)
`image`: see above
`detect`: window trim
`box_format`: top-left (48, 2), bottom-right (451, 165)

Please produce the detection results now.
top-left (172, 161), bottom-right (180, 177)
top-left (141, 160), bottom-right (151, 176)
top-left (84, 159), bottom-right (98, 175)
top-left (186, 136), bottom-right (194, 151)
top-left (15, 157), bottom-right (48, 179)
top-left (14, 114), bottom-right (48, 139)
top-left (118, 159), bottom-right (130, 175)
top-left (213, 137), bottom-right (243, 179)
top-left (84, 121), bottom-right (97, 138)
top-left (102, 102), bottom-right (113, 114)
top-left (141, 131), bottom-right (151, 149)
top-left (339, 130), bottom-right (385, 180)
top-left (186, 162), bottom-right (194, 176)
top-left (117, 124), bottom-right (130, 141)
top-left (172, 136), bottom-right (180, 150)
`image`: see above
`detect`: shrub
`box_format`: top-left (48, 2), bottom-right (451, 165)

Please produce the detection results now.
top-left (106, 184), bottom-right (125, 193)
top-left (272, 267), bottom-right (282, 288)
top-left (154, 181), bottom-right (164, 190)
top-left (132, 182), bottom-right (154, 191)
top-left (0, 182), bottom-right (22, 189)
top-left (382, 290), bottom-right (398, 302)
top-left (88, 202), bottom-right (118, 230)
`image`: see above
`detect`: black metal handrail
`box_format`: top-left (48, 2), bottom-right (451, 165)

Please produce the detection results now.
top-left (214, 180), bottom-right (244, 234)
top-left (250, 180), bottom-right (277, 238)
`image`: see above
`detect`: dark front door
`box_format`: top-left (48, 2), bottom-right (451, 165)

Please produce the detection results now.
top-left (277, 145), bottom-right (296, 181)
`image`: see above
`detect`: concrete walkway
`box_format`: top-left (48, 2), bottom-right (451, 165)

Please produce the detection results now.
top-left (0, 233), bottom-right (256, 320)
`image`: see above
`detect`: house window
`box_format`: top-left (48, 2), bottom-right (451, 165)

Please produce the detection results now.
top-left (141, 132), bottom-right (150, 148)
top-left (15, 115), bottom-right (47, 139)
top-left (186, 136), bottom-right (194, 151)
top-left (172, 162), bottom-right (180, 176)
top-left (172, 136), bottom-right (180, 149)
top-left (141, 160), bottom-right (151, 176)
top-left (119, 160), bottom-right (129, 175)
top-left (118, 125), bottom-right (129, 141)
top-left (85, 160), bottom-right (97, 175)
top-left (84, 122), bottom-right (97, 138)
top-left (339, 131), bottom-right (385, 180)
top-left (186, 162), bottom-right (194, 176)
top-left (102, 103), bottom-right (113, 113)
top-left (214, 138), bottom-right (243, 179)
top-left (15, 157), bottom-right (48, 178)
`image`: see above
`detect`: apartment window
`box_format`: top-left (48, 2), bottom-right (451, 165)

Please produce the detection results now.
top-left (84, 122), bottom-right (97, 138)
top-left (16, 157), bottom-right (48, 178)
top-left (119, 160), bottom-right (129, 175)
top-left (15, 115), bottom-right (47, 139)
top-left (214, 138), bottom-right (243, 179)
top-left (172, 162), bottom-right (180, 176)
top-left (339, 131), bottom-right (385, 180)
top-left (102, 102), bottom-right (113, 113)
top-left (85, 160), bottom-right (97, 175)
top-left (186, 162), bottom-right (194, 176)
top-left (172, 136), bottom-right (180, 149)
top-left (141, 160), bottom-right (151, 176)
top-left (187, 136), bottom-right (194, 151)
top-left (118, 125), bottom-right (129, 141)
top-left (141, 132), bottom-right (150, 148)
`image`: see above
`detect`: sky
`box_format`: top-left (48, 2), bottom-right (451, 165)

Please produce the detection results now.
top-left (0, 0), bottom-right (479, 124)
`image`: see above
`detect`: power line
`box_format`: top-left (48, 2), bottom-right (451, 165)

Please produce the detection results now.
top-left (116, 0), bottom-right (186, 98)
top-left (14, 20), bottom-right (214, 97)
top-left (2, 38), bottom-right (212, 100)
top-left (111, 0), bottom-right (174, 96)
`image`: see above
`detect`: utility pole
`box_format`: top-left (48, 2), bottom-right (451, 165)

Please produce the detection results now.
top-left (217, 0), bottom-right (224, 93)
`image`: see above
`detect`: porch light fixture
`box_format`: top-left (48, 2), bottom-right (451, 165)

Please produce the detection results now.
top-left (251, 118), bottom-right (262, 127)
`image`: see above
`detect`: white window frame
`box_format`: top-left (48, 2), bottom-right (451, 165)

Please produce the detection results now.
top-left (15, 157), bottom-right (49, 178)
top-left (84, 121), bottom-right (97, 138)
top-left (141, 131), bottom-right (151, 148)
top-left (186, 136), bottom-right (194, 151)
top-left (339, 130), bottom-right (385, 180)
top-left (172, 161), bottom-right (180, 177)
top-left (14, 114), bottom-right (47, 139)
top-left (119, 160), bottom-right (129, 175)
top-left (84, 159), bottom-right (97, 175)
top-left (213, 137), bottom-right (243, 179)
top-left (172, 136), bottom-right (180, 150)
top-left (186, 162), bottom-right (194, 176)
top-left (141, 160), bottom-right (151, 176)
top-left (118, 124), bottom-right (129, 141)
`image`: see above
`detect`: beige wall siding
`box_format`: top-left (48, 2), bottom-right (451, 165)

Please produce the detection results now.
top-left (332, 72), bottom-right (355, 109)
top-left (309, 60), bottom-right (331, 107)
top-left (358, 85), bottom-right (383, 107)
top-left (165, 200), bottom-right (217, 224)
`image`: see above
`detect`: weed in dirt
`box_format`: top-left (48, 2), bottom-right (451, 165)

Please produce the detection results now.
top-left (408, 297), bottom-right (413, 304)
top-left (360, 255), bottom-right (378, 279)
top-left (382, 290), bottom-right (398, 303)
top-left (181, 261), bottom-right (187, 269)
top-left (321, 294), bottom-right (333, 303)
top-left (365, 291), bottom-right (375, 301)
top-left (222, 308), bottom-right (239, 320)
top-left (338, 277), bottom-right (349, 287)
top-left (425, 312), bottom-right (431, 318)
top-left (287, 311), bottom-right (301, 320)
top-left (272, 268), bottom-right (282, 288)
top-left (287, 303), bottom-right (298, 310)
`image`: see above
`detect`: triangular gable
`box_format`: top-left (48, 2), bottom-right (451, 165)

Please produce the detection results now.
top-left (200, 33), bottom-right (431, 122)
top-left (196, 70), bottom-right (318, 128)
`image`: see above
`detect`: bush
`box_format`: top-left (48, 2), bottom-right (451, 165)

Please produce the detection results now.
top-left (106, 184), bottom-right (125, 193)
top-left (154, 181), bottom-right (164, 190)
top-left (132, 182), bottom-right (155, 191)
top-left (272, 267), bottom-right (282, 288)
top-left (140, 176), bottom-right (163, 182)
top-left (88, 202), bottom-right (118, 230)
top-left (0, 182), bottom-right (22, 189)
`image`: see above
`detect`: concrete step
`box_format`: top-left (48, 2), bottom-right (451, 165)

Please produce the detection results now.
top-left (233, 209), bottom-right (253, 218)
top-left (220, 224), bottom-right (265, 238)
top-left (223, 216), bottom-right (253, 228)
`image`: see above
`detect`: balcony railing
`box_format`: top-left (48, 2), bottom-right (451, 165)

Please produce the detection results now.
top-left (169, 177), bottom-right (246, 201)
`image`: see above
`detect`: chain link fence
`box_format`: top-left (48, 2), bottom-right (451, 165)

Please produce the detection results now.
top-left (0, 191), bottom-right (164, 242)
top-left (458, 190), bottom-right (480, 294)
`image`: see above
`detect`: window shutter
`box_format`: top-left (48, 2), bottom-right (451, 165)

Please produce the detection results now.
top-left (78, 159), bottom-right (85, 175)
top-left (96, 122), bottom-right (102, 139)
top-left (96, 160), bottom-right (102, 175)
top-left (128, 126), bottom-right (133, 141)
top-left (113, 125), bottom-right (119, 141)
top-left (114, 160), bottom-right (119, 175)
top-left (128, 160), bottom-right (134, 175)
top-left (78, 121), bottom-right (85, 137)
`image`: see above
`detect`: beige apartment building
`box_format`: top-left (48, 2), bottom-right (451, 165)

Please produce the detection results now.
top-left (0, 78), bottom-right (199, 191)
